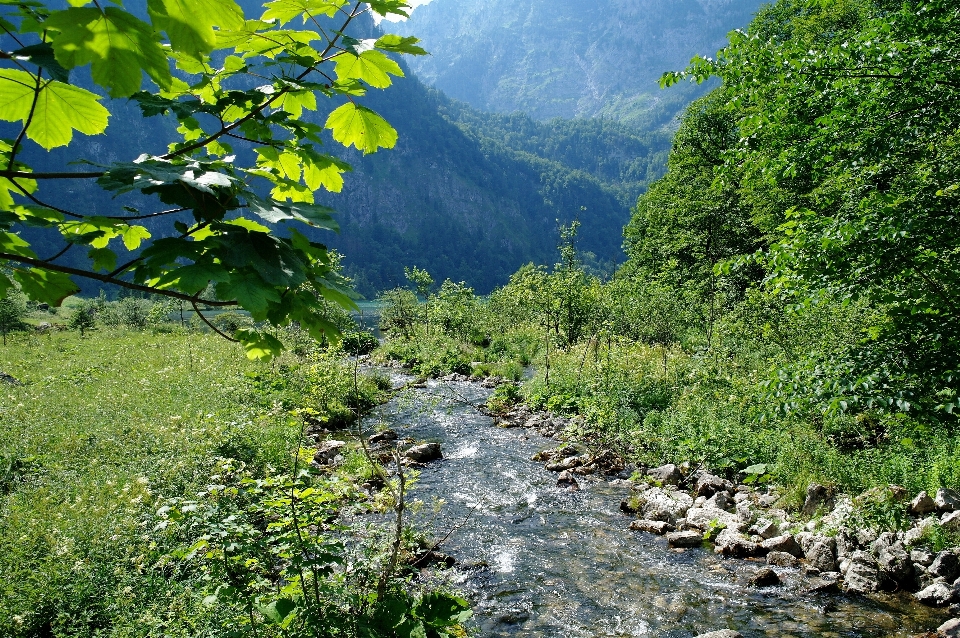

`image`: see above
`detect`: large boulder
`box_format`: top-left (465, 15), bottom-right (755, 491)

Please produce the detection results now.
top-left (749, 567), bottom-right (781, 587)
top-left (695, 472), bottom-right (734, 497)
top-left (936, 489), bottom-right (960, 512)
top-left (910, 490), bottom-right (938, 516)
top-left (314, 440), bottom-right (347, 465)
top-left (762, 534), bottom-right (804, 558)
top-left (877, 545), bottom-right (913, 586)
top-left (930, 551), bottom-right (960, 582)
top-left (635, 487), bottom-right (694, 522)
top-left (404, 442), bottom-right (442, 463)
top-left (943, 511), bottom-right (960, 531)
top-left (369, 429), bottom-right (398, 444)
top-left (647, 464), bottom-right (682, 486)
top-left (916, 582), bottom-right (959, 607)
top-left (705, 491), bottom-right (734, 512)
top-left (714, 528), bottom-right (764, 558)
top-left (802, 483), bottom-right (835, 516)
top-left (687, 506), bottom-right (740, 531)
top-left (767, 551), bottom-right (800, 567)
top-left (556, 470), bottom-right (580, 490)
top-left (842, 551), bottom-right (882, 593)
top-left (805, 537), bottom-right (838, 573)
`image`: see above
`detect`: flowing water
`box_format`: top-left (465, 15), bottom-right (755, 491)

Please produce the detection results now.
top-left (362, 373), bottom-right (949, 637)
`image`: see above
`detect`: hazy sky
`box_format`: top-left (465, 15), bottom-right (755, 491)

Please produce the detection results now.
top-left (381, 0), bottom-right (433, 22)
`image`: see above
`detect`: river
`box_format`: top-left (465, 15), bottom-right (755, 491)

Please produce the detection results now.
top-left (361, 372), bottom-right (949, 637)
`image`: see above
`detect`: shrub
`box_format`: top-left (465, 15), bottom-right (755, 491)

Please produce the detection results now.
top-left (342, 331), bottom-right (379, 356)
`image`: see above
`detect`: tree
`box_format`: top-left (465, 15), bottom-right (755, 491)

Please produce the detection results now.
top-left (0, 0), bottom-right (426, 359)
top-left (663, 0), bottom-right (960, 415)
top-left (68, 299), bottom-right (96, 336)
top-left (0, 289), bottom-right (27, 344)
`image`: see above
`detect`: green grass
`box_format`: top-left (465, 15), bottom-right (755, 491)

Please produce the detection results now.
top-left (0, 329), bottom-right (302, 637)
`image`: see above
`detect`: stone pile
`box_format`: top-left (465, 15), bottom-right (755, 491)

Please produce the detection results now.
top-left (607, 463), bottom-right (960, 606)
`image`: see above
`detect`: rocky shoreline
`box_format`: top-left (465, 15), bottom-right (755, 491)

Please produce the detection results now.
top-left (491, 400), bottom-right (960, 637)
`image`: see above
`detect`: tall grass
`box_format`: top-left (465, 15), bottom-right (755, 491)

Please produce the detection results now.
top-left (0, 329), bottom-right (298, 637)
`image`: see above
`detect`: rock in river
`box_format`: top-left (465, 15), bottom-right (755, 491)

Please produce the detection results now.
top-left (667, 530), bottom-right (703, 548)
top-left (749, 567), bottom-right (781, 587)
top-left (695, 631), bottom-right (742, 638)
top-left (404, 442), bottom-right (442, 463)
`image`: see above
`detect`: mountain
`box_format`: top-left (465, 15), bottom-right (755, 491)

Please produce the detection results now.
top-left (327, 76), bottom-right (671, 295)
top-left (393, 0), bottom-right (767, 127)
top-left (15, 24), bottom-right (670, 298)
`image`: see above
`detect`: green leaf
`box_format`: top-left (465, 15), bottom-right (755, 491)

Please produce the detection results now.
top-left (156, 262), bottom-right (229, 294)
top-left (120, 225), bottom-right (152, 250)
top-left (216, 271), bottom-right (279, 318)
top-left (414, 592), bottom-right (472, 628)
top-left (10, 43), bottom-right (70, 82)
top-left (12, 268), bottom-right (80, 306)
top-left (325, 103), bottom-right (397, 155)
top-left (374, 34), bottom-right (427, 56)
top-left (260, 0), bottom-right (345, 25)
top-left (0, 70), bottom-right (110, 149)
top-left (235, 328), bottom-right (284, 360)
top-left (147, 0), bottom-right (245, 59)
top-left (88, 247), bottom-right (117, 271)
top-left (333, 49), bottom-right (403, 89)
top-left (45, 7), bottom-right (173, 98)
top-left (246, 196), bottom-right (338, 230)
top-left (0, 232), bottom-right (38, 259)
top-left (259, 598), bottom-right (297, 625)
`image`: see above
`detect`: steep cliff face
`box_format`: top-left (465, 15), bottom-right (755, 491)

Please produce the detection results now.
top-left (394, 0), bottom-right (765, 126)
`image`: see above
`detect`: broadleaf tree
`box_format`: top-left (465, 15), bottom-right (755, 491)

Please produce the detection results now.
top-left (662, 0), bottom-right (960, 415)
top-left (0, 0), bottom-right (424, 358)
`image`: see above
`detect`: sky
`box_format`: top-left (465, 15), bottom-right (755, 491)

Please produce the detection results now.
top-left (380, 0), bottom-right (433, 22)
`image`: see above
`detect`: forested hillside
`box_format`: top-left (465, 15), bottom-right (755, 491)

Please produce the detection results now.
top-left (394, 0), bottom-right (766, 126)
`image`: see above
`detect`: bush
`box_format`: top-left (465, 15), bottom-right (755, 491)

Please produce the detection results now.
top-left (342, 331), bottom-right (379, 356)
top-left (210, 310), bottom-right (255, 336)
top-left (0, 291), bottom-right (28, 344)
top-left (99, 297), bottom-right (152, 329)
top-left (68, 299), bottom-right (97, 336)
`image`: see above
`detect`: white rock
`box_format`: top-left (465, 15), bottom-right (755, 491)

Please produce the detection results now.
top-left (916, 582), bottom-right (958, 607)
top-left (938, 617), bottom-right (960, 637)
top-left (910, 490), bottom-right (937, 515)
top-left (942, 511), bottom-right (960, 531)
top-left (936, 489), bottom-right (960, 512)
top-left (686, 506), bottom-right (740, 531)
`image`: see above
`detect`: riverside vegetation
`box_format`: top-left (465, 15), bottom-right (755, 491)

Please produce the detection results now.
top-left (0, 297), bottom-right (471, 638)
top-left (372, 0), bottom-right (960, 615)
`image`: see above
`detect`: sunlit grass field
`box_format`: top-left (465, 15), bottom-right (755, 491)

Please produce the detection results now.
top-left (0, 328), bottom-right (296, 637)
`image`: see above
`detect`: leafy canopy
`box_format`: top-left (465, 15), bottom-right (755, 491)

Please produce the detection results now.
top-left (0, 0), bottom-right (425, 358)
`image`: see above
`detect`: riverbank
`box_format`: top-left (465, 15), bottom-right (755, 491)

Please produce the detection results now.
top-left (368, 369), bottom-right (956, 637)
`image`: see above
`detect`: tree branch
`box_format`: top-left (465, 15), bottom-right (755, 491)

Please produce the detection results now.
top-left (9, 178), bottom-right (85, 219)
top-left (0, 171), bottom-right (105, 180)
top-left (191, 301), bottom-right (239, 342)
top-left (0, 251), bottom-right (237, 307)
